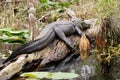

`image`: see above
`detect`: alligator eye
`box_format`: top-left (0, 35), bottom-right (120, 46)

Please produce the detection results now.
top-left (81, 22), bottom-right (90, 30)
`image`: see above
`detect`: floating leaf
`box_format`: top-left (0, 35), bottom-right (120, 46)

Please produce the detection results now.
top-left (21, 72), bottom-right (79, 79)
top-left (0, 28), bottom-right (29, 44)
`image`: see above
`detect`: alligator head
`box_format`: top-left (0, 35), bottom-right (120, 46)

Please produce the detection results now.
top-left (71, 18), bottom-right (90, 30)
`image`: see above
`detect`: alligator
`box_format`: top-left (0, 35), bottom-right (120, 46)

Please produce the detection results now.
top-left (3, 18), bottom-right (90, 63)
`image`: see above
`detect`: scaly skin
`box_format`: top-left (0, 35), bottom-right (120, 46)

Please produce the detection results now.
top-left (3, 18), bottom-right (90, 63)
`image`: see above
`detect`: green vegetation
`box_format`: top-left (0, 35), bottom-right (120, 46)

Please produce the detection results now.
top-left (95, 0), bottom-right (117, 17)
top-left (36, 0), bottom-right (78, 18)
top-left (0, 28), bottom-right (29, 44)
top-left (21, 72), bottom-right (79, 79)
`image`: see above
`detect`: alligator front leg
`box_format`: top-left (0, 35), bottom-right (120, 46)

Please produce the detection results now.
top-left (75, 26), bottom-right (82, 36)
top-left (54, 27), bottom-right (76, 51)
top-left (75, 26), bottom-right (91, 40)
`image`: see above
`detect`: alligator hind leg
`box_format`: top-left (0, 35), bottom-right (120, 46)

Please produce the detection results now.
top-left (54, 27), bottom-right (75, 51)
top-left (55, 53), bottom-right (75, 71)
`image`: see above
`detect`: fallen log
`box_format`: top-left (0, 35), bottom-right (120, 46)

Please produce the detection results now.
top-left (0, 35), bottom-right (80, 80)
top-left (0, 19), bottom-right (98, 80)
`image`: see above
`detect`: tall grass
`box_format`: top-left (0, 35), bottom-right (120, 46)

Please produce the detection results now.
top-left (95, 0), bottom-right (117, 18)
top-left (0, 0), bottom-right (28, 29)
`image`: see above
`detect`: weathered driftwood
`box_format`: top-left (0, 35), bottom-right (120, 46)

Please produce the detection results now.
top-left (0, 35), bottom-right (80, 80)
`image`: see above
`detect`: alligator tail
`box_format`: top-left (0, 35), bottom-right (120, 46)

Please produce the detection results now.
top-left (3, 29), bottom-right (54, 64)
top-left (3, 39), bottom-right (40, 64)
